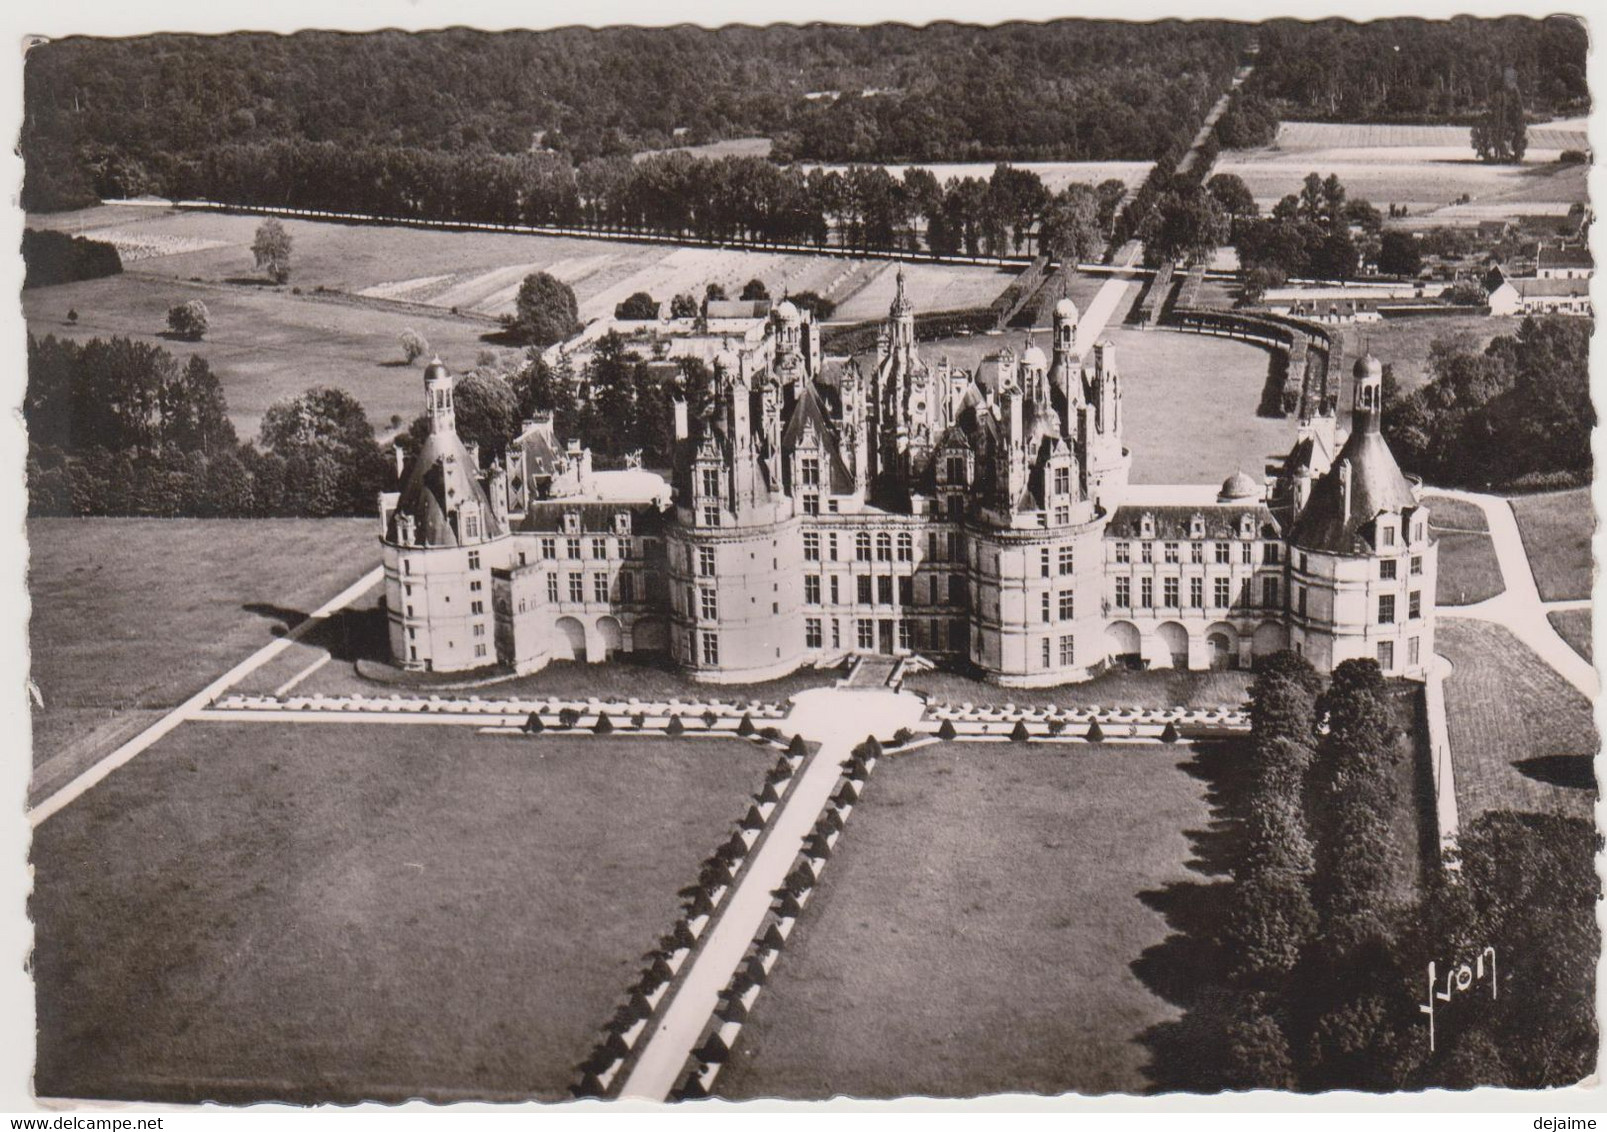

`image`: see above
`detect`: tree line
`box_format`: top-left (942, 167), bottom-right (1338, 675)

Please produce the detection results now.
top-left (1153, 652), bottom-right (1597, 1090)
top-left (1383, 316), bottom-right (1592, 490)
top-left (22, 21), bottom-right (1246, 211)
top-left (21, 228), bottom-right (122, 288)
top-left (1243, 17), bottom-right (1586, 124)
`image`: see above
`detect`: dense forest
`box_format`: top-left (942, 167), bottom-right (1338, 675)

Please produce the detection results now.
top-left (22, 21), bottom-right (1243, 210)
top-left (1245, 17), bottom-right (1588, 123)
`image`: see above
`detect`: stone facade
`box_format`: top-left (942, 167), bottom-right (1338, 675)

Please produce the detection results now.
top-left (380, 280), bottom-right (1437, 684)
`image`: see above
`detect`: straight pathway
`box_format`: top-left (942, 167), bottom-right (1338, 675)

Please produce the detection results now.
top-left (28, 567), bottom-right (385, 826)
top-left (1428, 487), bottom-right (1596, 699)
top-left (618, 687), bottom-right (927, 1101)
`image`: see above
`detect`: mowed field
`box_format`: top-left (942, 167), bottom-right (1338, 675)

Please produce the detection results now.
top-left (26, 518), bottom-right (378, 792)
top-left (1215, 120), bottom-right (1589, 220)
top-left (31, 724), bottom-right (767, 1103)
top-left (1509, 488), bottom-right (1594, 602)
top-left (1351, 314), bottom-right (1527, 394)
top-left (1423, 494), bottom-right (1503, 607)
top-left (716, 741), bottom-right (1217, 1099)
top-left (1436, 619), bottom-right (1596, 824)
top-left (26, 205), bottom-right (1012, 437)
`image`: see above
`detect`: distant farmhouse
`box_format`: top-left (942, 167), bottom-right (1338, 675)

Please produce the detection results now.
top-left (1485, 243), bottom-right (1593, 317)
top-left (381, 273), bottom-right (1438, 686)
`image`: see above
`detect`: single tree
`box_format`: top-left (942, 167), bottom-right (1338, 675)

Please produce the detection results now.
top-left (614, 291), bottom-right (659, 321)
top-left (670, 292), bottom-right (699, 319)
top-left (1471, 82), bottom-right (1528, 164)
top-left (166, 299), bottom-right (209, 341)
top-left (511, 271), bottom-right (582, 347)
top-left (251, 217), bottom-right (293, 283)
top-left (400, 329), bottom-right (429, 364)
top-left (740, 278), bottom-right (770, 301)
top-left (1377, 231), bottom-right (1423, 278)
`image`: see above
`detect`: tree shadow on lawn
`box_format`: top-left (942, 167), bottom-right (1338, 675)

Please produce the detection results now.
top-left (1515, 754), bottom-right (1599, 793)
top-left (1130, 739), bottom-right (1255, 1092)
top-left (242, 602), bottom-right (390, 663)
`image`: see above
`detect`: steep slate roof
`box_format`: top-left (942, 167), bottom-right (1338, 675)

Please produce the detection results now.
top-left (517, 500), bottom-right (668, 536)
top-left (1106, 503), bottom-right (1280, 541)
top-left (781, 380), bottom-right (856, 494)
top-left (389, 429), bottom-right (504, 548)
top-left (1288, 425), bottom-right (1418, 555)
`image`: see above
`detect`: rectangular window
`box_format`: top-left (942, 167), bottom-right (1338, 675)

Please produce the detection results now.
top-left (701, 504), bottom-right (721, 527)
top-left (1141, 542), bottom-right (1154, 564)
top-left (930, 575), bottom-right (941, 604)
top-left (547, 574), bottom-right (559, 602)
top-left (829, 533), bottom-right (839, 561)
top-left (468, 551), bottom-right (481, 571)
top-left (802, 494), bottom-right (820, 516)
top-left (898, 576), bottom-right (913, 605)
top-left (858, 619), bottom-right (874, 649)
top-left (831, 619), bottom-right (841, 648)
top-left (1214, 577), bottom-right (1230, 608)
top-left (568, 574), bottom-right (584, 603)
top-left (474, 643), bottom-right (487, 658)
top-left (1411, 555), bottom-right (1423, 576)
top-left (1240, 579), bottom-right (1252, 608)
top-left (1189, 577), bottom-right (1203, 608)
top-left (593, 574), bottom-right (609, 603)
top-left (929, 532), bottom-right (942, 562)
top-left (1115, 542), bottom-right (1130, 564)
top-left (1059, 590), bottom-right (1074, 620)
top-left (1264, 543), bottom-right (1281, 565)
top-left (1163, 577), bottom-right (1179, 607)
top-left (857, 575), bottom-right (873, 605)
top-left (1059, 635), bottom-right (1075, 666)
top-left (1059, 546), bottom-right (1074, 575)
top-left (949, 576), bottom-right (966, 606)
top-left (1042, 592), bottom-right (1052, 623)
top-left (620, 539), bottom-right (636, 560)
top-left (803, 533), bottom-right (820, 561)
top-left (473, 622), bottom-right (486, 638)
top-left (877, 576), bottom-right (893, 605)
top-left (702, 632), bottom-right (720, 665)
top-left (1041, 547), bottom-right (1051, 577)
top-left (1115, 577), bottom-right (1131, 608)
top-left (806, 618), bottom-right (823, 648)
top-left (1382, 526), bottom-right (1396, 547)
top-left (701, 469), bottom-right (721, 498)
top-left (700, 588), bottom-right (718, 620)
top-left (1054, 465), bottom-right (1071, 496)
top-left (1164, 542), bottom-right (1179, 564)
top-left (1042, 638), bottom-right (1052, 669)
top-left (801, 455), bottom-right (820, 486)
top-left (1190, 542), bottom-right (1204, 565)
top-left (1379, 594), bottom-right (1396, 624)
top-left (949, 532), bottom-right (963, 561)
top-left (699, 547), bottom-right (716, 576)
top-left (1215, 542), bottom-right (1230, 564)
top-left (1242, 542), bottom-right (1253, 565)
top-left (470, 600), bottom-right (484, 615)
top-left (1377, 639), bottom-right (1394, 671)
top-left (591, 538), bottom-right (607, 560)
top-left (1298, 587), bottom-right (1307, 617)
top-left (620, 573), bottom-right (634, 603)
top-left (876, 534), bottom-right (892, 562)
top-left (1409, 590), bottom-right (1421, 620)
top-left (831, 575), bottom-right (841, 604)
top-left (470, 579), bottom-right (482, 593)
top-left (856, 533), bottom-right (872, 561)
top-left (541, 537), bottom-right (557, 560)
top-left (566, 538), bottom-right (581, 560)
top-left (1262, 577), bottom-right (1279, 608)
top-left (1408, 637), bottom-right (1420, 667)
top-left (1381, 559), bottom-right (1398, 580)
top-left (805, 575), bottom-right (821, 605)
top-left (897, 533), bottom-right (913, 562)
top-left (1140, 577), bottom-right (1154, 608)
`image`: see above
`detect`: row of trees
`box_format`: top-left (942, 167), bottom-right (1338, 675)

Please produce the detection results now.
top-left (1171, 653), bottom-right (1597, 1090)
top-left (23, 22), bottom-right (1245, 210)
top-left (1384, 316), bottom-right (1592, 489)
top-left (21, 228), bottom-right (122, 288)
top-left (26, 334), bottom-right (388, 518)
top-left (1231, 171), bottom-right (1385, 289)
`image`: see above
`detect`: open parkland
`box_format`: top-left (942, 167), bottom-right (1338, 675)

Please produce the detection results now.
top-left (23, 114), bottom-right (1598, 1101)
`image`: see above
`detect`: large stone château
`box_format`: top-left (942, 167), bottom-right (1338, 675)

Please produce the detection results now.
top-left (379, 273), bottom-right (1437, 685)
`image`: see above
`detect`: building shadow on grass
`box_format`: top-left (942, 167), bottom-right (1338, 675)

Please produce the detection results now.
top-left (242, 602), bottom-right (390, 663)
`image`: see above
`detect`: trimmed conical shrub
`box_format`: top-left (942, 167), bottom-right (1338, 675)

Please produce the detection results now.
top-left (938, 718), bottom-right (958, 741)
top-left (756, 782), bottom-right (781, 805)
top-left (1161, 721), bottom-right (1180, 743)
top-left (819, 808), bottom-right (844, 833)
top-left (833, 781), bottom-right (859, 806)
top-left (761, 923), bottom-right (787, 951)
top-left (674, 1073), bottom-right (708, 1100)
top-left (863, 735), bottom-right (884, 758)
top-left (737, 713), bottom-right (756, 737)
top-left (524, 712), bottom-right (544, 733)
top-left (1010, 719), bottom-right (1031, 743)
top-left (1087, 720), bottom-right (1105, 743)
top-left (667, 714), bottom-right (685, 736)
top-left (740, 805), bottom-right (765, 831)
top-left (571, 1074), bottom-right (606, 1099)
top-left (594, 713), bottom-right (615, 734)
top-left (788, 734), bottom-right (810, 756)
top-left (717, 995), bottom-right (748, 1023)
top-left (773, 890), bottom-right (804, 918)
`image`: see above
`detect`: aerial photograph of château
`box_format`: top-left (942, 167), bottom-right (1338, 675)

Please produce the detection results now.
top-left (14, 4), bottom-right (1599, 1113)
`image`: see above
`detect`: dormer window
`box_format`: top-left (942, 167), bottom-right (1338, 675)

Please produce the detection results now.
top-left (700, 468), bottom-right (721, 499)
top-left (1239, 514), bottom-right (1256, 539)
top-left (1190, 514), bottom-right (1205, 539)
top-left (1380, 522), bottom-right (1396, 549)
top-left (1140, 513), bottom-right (1155, 538)
top-left (614, 511), bottom-right (632, 536)
top-left (1053, 464), bottom-right (1070, 497)
top-left (563, 510), bottom-right (581, 535)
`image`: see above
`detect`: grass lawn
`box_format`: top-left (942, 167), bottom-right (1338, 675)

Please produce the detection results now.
top-left (1510, 489), bottom-right (1594, 602)
top-left (1421, 494), bottom-right (1488, 532)
top-left (1436, 619), bottom-right (1596, 824)
top-left (31, 723), bottom-right (767, 1104)
top-left (1548, 608), bottom-right (1592, 664)
top-left (27, 518), bottom-right (379, 781)
top-left (904, 665), bottom-right (1252, 711)
top-left (1350, 315), bottom-right (1525, 395)
top-left (716, 741), bottom-right (1216, 1099)
top-left (1432, 530), bottom-right (1505, 606)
